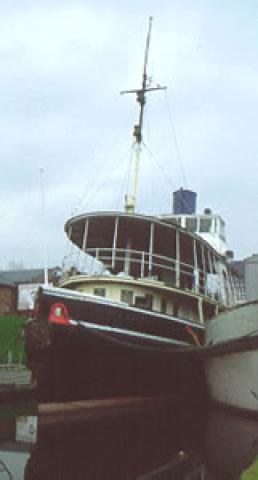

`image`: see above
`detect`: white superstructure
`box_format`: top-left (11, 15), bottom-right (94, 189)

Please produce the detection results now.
top-left (160, 210), bottom-right (227, 256)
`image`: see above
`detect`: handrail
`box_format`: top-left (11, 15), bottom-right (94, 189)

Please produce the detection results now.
top-left (61, 246), bottom-right (241, 307)
top-left (85, 247), bottom-right (199, 271)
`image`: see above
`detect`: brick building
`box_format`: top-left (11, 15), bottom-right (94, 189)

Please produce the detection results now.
top-left (0, 267), bottom-right (60, 315)
top-left (0, 274), bottom-right (17, 315)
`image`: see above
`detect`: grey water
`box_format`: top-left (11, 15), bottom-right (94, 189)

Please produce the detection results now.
top-left (0, 397), bottom-right (257, 479)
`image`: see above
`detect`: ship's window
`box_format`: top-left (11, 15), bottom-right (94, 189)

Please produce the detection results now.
top-left (186, 217), bottom-right (197, 233)
top-left (93, 288), bottom-right (106, 297)
top-left (135, 294), bottom-right (153, 310)
top-left (220, 220), bottom-right (225, 241)
top-left (121, 289), bottom-right (133, 304)
top-left (145, 294), bottom-right (153, 309)
top-left (161, 298), bottom-right (167, 314)
top-left (200, 218), bottom-right (212, 233)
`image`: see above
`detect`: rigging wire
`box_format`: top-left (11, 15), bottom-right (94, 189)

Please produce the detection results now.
top-left (133, 143), bottom-right (171, 211)
top-left (70, 107), bottom-right (136, 216)
top-left (139, 86), bottom-right (190, 209)
top-left (62, 141), bottom-right (135, 268)
top-left (163, 89), bottom-right (188, 188)
top-left (70, 141), bottom-right (131, 216)
top-left (142, 141), bottom-right (179, 193)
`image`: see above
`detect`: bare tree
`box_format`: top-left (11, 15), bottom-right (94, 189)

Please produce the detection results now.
top-left (7, 260), bottom-right (25, 271)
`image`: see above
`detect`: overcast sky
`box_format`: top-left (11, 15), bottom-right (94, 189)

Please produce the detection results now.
top-left (1, 0), bottom-right (258, 269)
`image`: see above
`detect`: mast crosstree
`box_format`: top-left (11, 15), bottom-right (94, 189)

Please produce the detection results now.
top-left (121, 16), bottom-right (166, 214)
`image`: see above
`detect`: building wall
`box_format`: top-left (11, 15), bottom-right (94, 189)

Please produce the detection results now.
top-left (0, 287), bottom-right (17, 315)
top-left (245, 254), bottom-right (258, 301)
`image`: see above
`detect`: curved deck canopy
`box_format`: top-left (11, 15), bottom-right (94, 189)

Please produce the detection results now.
top-left (65, 211), bottom-right (224, 263)
top-left (64, 212), bottom-right (240, 307)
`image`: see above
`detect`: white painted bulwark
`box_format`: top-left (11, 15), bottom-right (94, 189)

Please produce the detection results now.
top-left (245, 254), bottom-right (258, 301)
top-left (205, 301), bottom-right (258, 343)
top-left (204, 300), bottom-right (258, 414)
top-left (205, 350), bottom-right (258, 412)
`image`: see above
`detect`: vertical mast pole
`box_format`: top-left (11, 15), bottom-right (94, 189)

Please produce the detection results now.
top-left (121, 17), bottom-right (166, 214)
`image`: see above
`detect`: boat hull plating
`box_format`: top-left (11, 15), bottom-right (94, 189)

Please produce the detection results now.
top-left (25, 287), bottom-right (205, 403)
top-left (204, 346), bottom-right (258, 414)
top-left (202, 301), bottom-right (258, 415)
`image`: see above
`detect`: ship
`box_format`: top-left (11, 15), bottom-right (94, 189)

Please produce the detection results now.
top-left (200, 256), bottom-right (258, 415)
top-left (24, 18), bottom-right (240, 403)
top-left (201, 300), bottom-right (258, 415)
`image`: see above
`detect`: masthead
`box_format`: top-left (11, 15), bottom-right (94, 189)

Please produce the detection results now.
top-left (121, 17), bottom-right (166, 213)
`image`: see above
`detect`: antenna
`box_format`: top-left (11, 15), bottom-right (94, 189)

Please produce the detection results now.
top-left (39, 167), bottom-right (49, 285)
top-left (121, 16), bottom-right (166, 213)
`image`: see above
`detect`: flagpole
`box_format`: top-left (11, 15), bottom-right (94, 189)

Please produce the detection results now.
top-left (39, 167), bottom-right (48, 285)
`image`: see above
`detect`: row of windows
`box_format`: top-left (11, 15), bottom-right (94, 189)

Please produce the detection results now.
top-left (176, 215), bottom-right (226, 241)
top-left (93, 287), bottom-right (168, 313)
top-left (94, 288), bottom-right (106, 297)
top-left (185, 217), bottom-right (213, 234)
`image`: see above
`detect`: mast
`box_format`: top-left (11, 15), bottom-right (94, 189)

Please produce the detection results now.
top-left (121, 16), bottom-right (166, 214)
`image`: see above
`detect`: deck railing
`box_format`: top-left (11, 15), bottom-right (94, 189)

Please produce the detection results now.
top-left (61, 246), bottom-right (241, 307)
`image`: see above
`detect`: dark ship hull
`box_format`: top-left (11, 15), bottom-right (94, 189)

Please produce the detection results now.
top-left (24, 286), bottom-right (206, 403)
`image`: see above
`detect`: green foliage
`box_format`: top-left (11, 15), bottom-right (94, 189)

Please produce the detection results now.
top-left (0, 315), bottom-right (26, 364)
top-left (241, 456), bottom-right (258, 479)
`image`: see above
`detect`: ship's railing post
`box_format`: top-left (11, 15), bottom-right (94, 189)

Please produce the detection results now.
top-left (124, 243), bottom-right (131, 275)
top-left (112, 217), bottom-right (119, 269)
top-left (207, 251), bottom-right (215, 300)
top-left (176, 230), bottom-right (180, 288)
top-left (82, 219), bottom-right (89, 252)
top-left (201, 243), bottom-right (208, 297)
top-left (141, 251), bottom-right (145, 278)
top-left (193, 238), bottom-right (199, 293)
top-left (198, 297), bottom-right (204, 324)
top-left (80, 246), bottom-right (235, 306)
top-left (148, 223), bottom-right (154, 276)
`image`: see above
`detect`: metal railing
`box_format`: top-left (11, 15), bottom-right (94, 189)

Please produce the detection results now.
top-left (61, 246), bottom-right (241, 307)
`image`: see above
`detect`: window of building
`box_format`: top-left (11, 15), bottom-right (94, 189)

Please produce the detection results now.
top-left (93, 288), bottom-right (106, 297)
top-left (219, 220), bottom-right (225, 241)
top-left (200, 218), bottom-right (212, 233)
top-left (121, 289), bottom-right (133, 304)
top-left (161, 298), bottom-right (167, 314)
top-left (175, 216), bottom-right (182, 226)
top-left (135, 294), bottom-right (153, 310)
top-left (213, 217), bottom-right (218, 233)
top-left (186, 217), bottom-right (197, 233)
top-left (173, 302), bottom-right (179, 316)
top-left (145, 294), bottom-right (153, 310)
